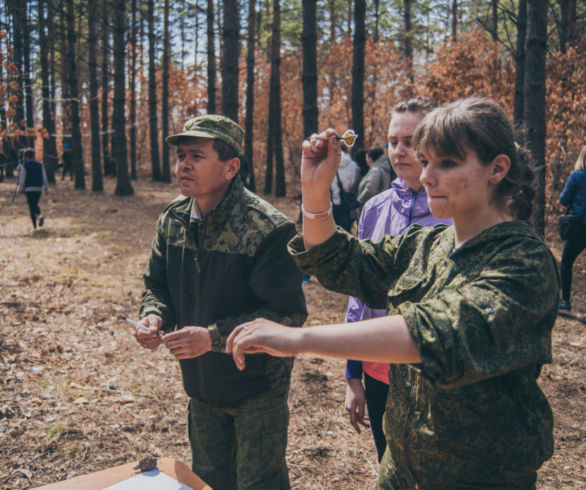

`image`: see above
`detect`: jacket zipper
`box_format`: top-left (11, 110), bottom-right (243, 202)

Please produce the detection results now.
top-left (408, 189), bottom-right (416, 225)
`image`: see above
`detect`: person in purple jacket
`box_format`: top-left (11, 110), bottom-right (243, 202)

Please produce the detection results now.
top-left (344, 97), bottom-right (452, 462)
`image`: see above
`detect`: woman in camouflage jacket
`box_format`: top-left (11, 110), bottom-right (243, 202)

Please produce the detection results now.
top-left (227, 97), bottom-right (559, 489)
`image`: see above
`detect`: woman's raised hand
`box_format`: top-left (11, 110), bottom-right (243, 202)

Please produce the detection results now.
top-left (301, 128), bottom-right (341, 212)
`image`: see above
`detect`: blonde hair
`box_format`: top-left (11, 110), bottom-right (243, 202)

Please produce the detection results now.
top-left (575, 145), bottom-right (586, 171)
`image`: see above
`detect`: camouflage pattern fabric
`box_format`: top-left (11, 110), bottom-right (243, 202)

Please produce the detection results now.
top-left (140, 176), bottom-right (307, 404)
top-left (188, 387), bottom-right (290, 490)
top-left (289, 221), bottom-right (559, 488)
top-left (165, 114), bottom-right (244, 153)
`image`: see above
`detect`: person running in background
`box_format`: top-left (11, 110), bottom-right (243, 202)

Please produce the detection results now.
top-left (17, 148), bottom-right (49, 232)
top-left (227, 97), bottom-right (559, 489)
top-left (344, 97), bottom-right (450, 462)
top-left (559, 144), bottom-right (586, 311)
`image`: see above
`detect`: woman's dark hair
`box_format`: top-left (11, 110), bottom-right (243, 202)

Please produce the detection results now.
top-left (413, 97), bottom-right (535, 221)
top-left (368, 147), bottom-right (384, 162)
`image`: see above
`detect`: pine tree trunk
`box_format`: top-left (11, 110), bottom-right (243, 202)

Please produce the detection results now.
top-left (148, 0), bottom-right (161, 180)
top-left (66, 0), bottom-right (85, 189)
top-left (491, 0), bottom-right (498, 41)
top-left (161, 0), bottom-right (171, 182)
top-left (129, 0), bottom-right (137, 179)
top-left (351, 0), bottom-right (366, 154)
top-left (38, 0), bottom-right (59, 183)
top-left (329, 0), bottom-right (336, 45)
top-left (221, 0), bottom-right (240, 122)
top-left (558, 0), bottom-right (577, 53)
top-left (22, 1), bottom-right (34, 138)
top-left (451, 0), bottom-right (458, 41)
top-left (513, 0), bottom-right (527, 131)
top-left (207, 0), bottom-right (217, 114)
top-left (101, 0), bottom-right (112, 176)
top-left (113, 0), bottom-right (133, 196)
top-left (88, 0), bottom-right (103, 191)
top-left (244, 0), bottom-right (257, 191)
top-left (302, 0), bottom-right (318, 139)
top-left (403, 0), bottom-right (413, 82)
top-left (524, 0), bottom-right (547, 237)
top-left (7, 0), bottom-right (26, 129)
top-left (271, 0), bottom-right (285, 197)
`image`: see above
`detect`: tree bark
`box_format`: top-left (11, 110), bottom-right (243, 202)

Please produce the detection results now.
top-left (524, 0), bottom-right (547, 237)
top-left (148, 0), bottom-right (161, 180)
top-left (264, 0), bottom-right (285, 196)
top-left (221, 0), bottom-right (240, 122)
top-left (403, 0), bottom-right (413, 82)
top-left (207, 0), bottom-right (217, 113)
top-left (302, 0), bottom-right (318, 139)
top-left (101, 0), bottom-right (113, 176)
top-left (88, 0), bottom-right (104, 191)
top-left (7, 0), bottom-right (25, 129)
top-left (329, 0), bottom-right (336, 45)
top-left (161, 0), bottom-right (171, 182)
top-left (113, 0), bottom-right (133, 195)
top-left (65, 0), bottom-right (85, 189)
top-left (451, 0), bottom-right (458, 42)
top-left (243, 0), bottom-right (257, 191)
top-left (558, 0), bottom-right (577, 53)
top-left (351, 0), bottom-right (366, 154)
top-left (38, 0), bottom-right (59, 183)
top-left (491, 0), bottom-right (499, 41)
top-left (129, 0), bottom-right (137, 179)
top-left (22, 1), bottom-right (34, 136)
top-left (513, 0), bottom-right (527, 132)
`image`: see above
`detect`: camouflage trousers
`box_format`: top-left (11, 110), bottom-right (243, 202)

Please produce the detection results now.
top-left (188, 388), bottom-right (290, 490)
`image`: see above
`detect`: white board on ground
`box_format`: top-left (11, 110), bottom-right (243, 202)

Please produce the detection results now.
top-left (104, 469), bottom-right (193, 490)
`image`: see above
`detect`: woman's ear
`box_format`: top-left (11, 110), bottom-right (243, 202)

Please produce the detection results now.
top-left (490, 154), bottom-right (511, 185)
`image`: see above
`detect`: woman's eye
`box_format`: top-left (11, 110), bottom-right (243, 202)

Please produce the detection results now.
top-left (388, 140), bottom-right (398, 147)
top-left (420, 159), bottom-right (428, 167)
top-left (441, 160), bottom-right (457, 168)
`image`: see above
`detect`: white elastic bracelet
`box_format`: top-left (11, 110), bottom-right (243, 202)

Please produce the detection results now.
top-left (301, 203), bottom-right (333, 220)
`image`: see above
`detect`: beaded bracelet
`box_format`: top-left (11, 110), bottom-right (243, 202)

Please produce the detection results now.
top-left (301, 203), bottom-right (333, 220)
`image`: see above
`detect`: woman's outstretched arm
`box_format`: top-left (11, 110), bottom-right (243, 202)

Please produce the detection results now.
top-left (226, 315), bottom-right (420, 371)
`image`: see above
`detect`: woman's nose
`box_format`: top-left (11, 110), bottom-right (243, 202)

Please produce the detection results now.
top-left (419, 164), bottom-right (433, 186)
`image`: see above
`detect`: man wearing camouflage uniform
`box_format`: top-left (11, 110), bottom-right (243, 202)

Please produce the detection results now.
top-left (135, 115), bottom-right (307, 489)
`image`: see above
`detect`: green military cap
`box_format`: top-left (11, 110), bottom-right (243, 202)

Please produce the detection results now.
top-left (166, 115), bottom-right (244, 154)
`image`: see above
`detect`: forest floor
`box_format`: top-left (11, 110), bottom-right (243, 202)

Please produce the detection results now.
top-left (0, 176), bottom-right (584, 489)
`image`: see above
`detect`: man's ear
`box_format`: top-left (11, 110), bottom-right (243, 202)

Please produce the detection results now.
top-left (490, 154), bottom-right (511, 185)
top-left (224, 157), bottom-right (241, 180)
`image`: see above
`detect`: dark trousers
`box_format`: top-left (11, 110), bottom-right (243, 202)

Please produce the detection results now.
top-left (25, 191), bottom-right (42, 228)
top-left (560, 222), bottom-right (586, 302)
top-left (364, 372), bottom-right (389, 463)
top-left (188, 389), bottom-right (290, 490)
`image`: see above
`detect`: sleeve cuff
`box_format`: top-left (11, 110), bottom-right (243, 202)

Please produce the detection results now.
top-left (287, 230), bottom-right (348, 271)
top-left (207, 323), bottom-right (224, 352)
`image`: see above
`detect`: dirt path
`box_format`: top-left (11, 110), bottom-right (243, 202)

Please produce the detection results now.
top-left (1, 177), bottom-right (584, 489)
